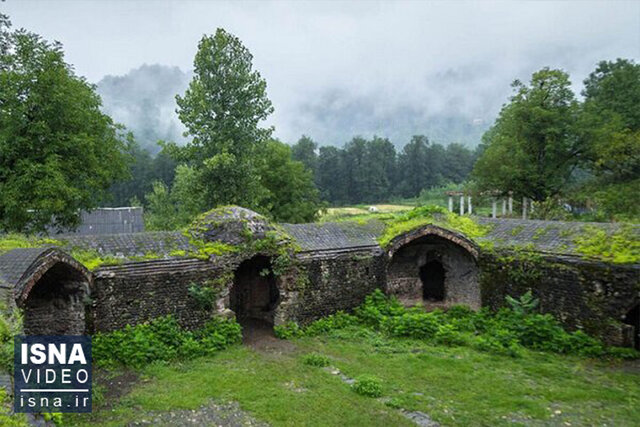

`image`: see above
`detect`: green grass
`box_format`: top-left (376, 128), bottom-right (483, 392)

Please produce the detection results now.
top-left (69, 328), bottom-right (640, 426)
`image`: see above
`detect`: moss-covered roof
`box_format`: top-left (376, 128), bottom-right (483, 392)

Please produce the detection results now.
top-left (0, 213), bottom-right (637, 289)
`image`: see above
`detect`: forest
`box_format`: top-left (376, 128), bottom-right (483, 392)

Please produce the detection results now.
top-left (0, 14), bottom-right (638, 233)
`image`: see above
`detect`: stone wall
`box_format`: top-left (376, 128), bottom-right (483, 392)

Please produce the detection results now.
top-left (90, 249), bottom-right (388, 332)
top-left (90, 258), bottom-right (223, 333)
top-left (479, 250), bottom-right (640, 347)
top-left (276, 249), bottom-right (387, 325)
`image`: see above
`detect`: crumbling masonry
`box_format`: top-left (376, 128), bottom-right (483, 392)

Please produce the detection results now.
top-left (0, 207), bottom-right (638, 348)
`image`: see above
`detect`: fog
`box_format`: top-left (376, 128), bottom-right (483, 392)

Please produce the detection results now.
top-left (3, 0), bottom-right (639, 149)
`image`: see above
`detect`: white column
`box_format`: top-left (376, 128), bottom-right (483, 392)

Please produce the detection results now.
top-left (492, 200), bottom-right (497, 218)
top-left (448, 196), bottom-right (453, 212)
top-left (459, 195), bottom-right (465, 215)
top-left (508, 196), bottom-right (513, 215)
top-left (530, 200), bottom-right (534, 213)
top-left (502, 199), bottom-right (507, 216)
top-left (522, 197), bottom-right (528, 220)
top-left (467, 196), bottom-right (472, 214)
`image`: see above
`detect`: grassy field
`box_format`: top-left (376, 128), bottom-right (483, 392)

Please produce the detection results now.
top-left (320, 204), bottom-right (414, 222)
top-left (69, 327), bottom-right (640, 426)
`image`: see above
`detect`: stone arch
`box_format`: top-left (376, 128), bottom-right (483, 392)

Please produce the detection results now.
top-left (385, 225), bottom-right (480, 309)
top-left (230, 255), bottom-right (280, 330)
top-left (15, 248), bottom-right (92, 335)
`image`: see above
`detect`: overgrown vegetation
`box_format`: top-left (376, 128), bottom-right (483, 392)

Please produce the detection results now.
top-left (351, 375), bottom-right (383, 398)
top-left (92, 316), bottom-right (242, 369)
top-left (574, 224), bottom-right (640, 264)
top-left (276, 290), bottom-right (639, 359)
top-left (376, 205), bottom-right (491, 248)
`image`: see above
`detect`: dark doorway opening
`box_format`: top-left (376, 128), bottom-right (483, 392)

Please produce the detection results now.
top-left (623, 304), bottom-right (639, 350)
top-left (23, 262), bottom-right (88, 335)
top-left (420, 260), bottom-right (446, 301)
top-left (231, 256), bottom-right (279, 331)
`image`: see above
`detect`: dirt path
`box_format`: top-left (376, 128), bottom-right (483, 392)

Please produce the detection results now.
top-left (240, 319), bottom-right (296, 354)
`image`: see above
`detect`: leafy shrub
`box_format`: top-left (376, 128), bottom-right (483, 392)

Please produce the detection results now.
top-left (506, 290), bottom-right (539, 315)
top-left (434, 324), bottom-right (467, 346)
top-left (274, 321), bottom-right (303, 339)
top-left (604, 346), bottom-right (640, 359)
top-left (188, 282), bottom-right (218, 310)
top-left (473, 334), bottom-right (522, 358)
top-left (354, 289), bottom-right (405, 327)
top-left (301, 353), bottom-right (330, 367)
top-left (383, 312), bottom-right (440, 339)
top-left (93, 316), bottom-right (241, 368)
top-left (351, 375), bottom-right (383, 397)
top-left (274, 290), bottom-right (637, 360)
top-left (304, 311), bottom-right (358, 336)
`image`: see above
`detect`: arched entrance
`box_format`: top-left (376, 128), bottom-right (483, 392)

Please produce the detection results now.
top-left (623, 304), bottom-right (639, 350)
top-left (230, 255), bottom-right (279, 330)
top-left (420, 260), bottom-right (446, 301)
top-left (14, 248), bottom-right (91, 335)
top-left (386, 225), bottom-right (480, 309)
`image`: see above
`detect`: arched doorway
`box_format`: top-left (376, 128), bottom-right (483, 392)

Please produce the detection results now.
top-left (420, 260), bottom-right (446, 301)
top-left (230, 256), bottom-right (279, 330)
top-left (623, 304), bottom-right (639, 350)
top-left (386, 225), bottom-right (479, 309)
top-left (15, 249), bottom-right (91, 335)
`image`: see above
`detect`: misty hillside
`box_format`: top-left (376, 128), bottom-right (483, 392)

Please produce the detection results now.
top-left (96, 64), bottom-right (190, 154)
top-left (97, 64), bottom-right (490, 152)
top-left (292, 87), bottom-right (491, 148)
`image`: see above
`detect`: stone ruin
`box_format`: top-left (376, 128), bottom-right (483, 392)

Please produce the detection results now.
top-left (0, 206), bottom-right (638, 349)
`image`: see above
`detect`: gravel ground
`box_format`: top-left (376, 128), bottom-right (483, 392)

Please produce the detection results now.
top-left (127, 400), bottom-right (269, 427)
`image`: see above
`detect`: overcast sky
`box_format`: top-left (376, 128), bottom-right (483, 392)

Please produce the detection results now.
top-left (3, 0), bottom-right (640, 145)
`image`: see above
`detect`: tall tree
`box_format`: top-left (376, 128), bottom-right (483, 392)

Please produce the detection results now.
top-left (175, 28), bottom-right (274, 210)
top-left (317, 146), bottom-right (347, 204)
top-left (396, 135), bottom-right (440, 198)
top-left (364, 136), bottom-right (396, 202)
top-left (472, 68), bottom-right (582, 202)
top-left (343, 137), bottom-right (368, 203)
top-left (580, 59), bottom-right (640, 219)
top-left (257, 140), bottom-right (322, 223)
top-left (291, 135), bottom-right (318, 177)
top-left (0, 15), bottom-right (130, 232)
top-left (443, 143), bottom-right (474, 183)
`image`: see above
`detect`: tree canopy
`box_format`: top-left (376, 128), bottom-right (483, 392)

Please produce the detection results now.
top-left (174, 28), bottom-right (274, 210)
top-left (0, 15), bottom-right (130, 232)
top-left (472, 68), bottom-right (582, 202)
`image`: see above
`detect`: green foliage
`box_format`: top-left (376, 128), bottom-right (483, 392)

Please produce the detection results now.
top-left (256, 139), bottom-right (323, 223)
top-left (188, 280), bottom-right (219, 310)
top-left (0, 389), bottom-right (28, 426)
top-left (0, 234), bottom-right (60, 255)
top-left (574, 224), bottom-right (639, 264)
top-left (0, 303), bottom-right (22, 374)
top-left (277, 290), bottom-right (638, 360)
top-left (377, 205), bottom-right (490, 248)
top-left (144, 164), bottom-right (205, 231)
top-left (351, 375), bottom-right (383, 398)
top-left (0, 16), bottom-right (130, 232)
top-left (92, 316), bottom-right (241, 369)
top-left (505, 290), bottom-right (539, 315)
top-left (68, 248), bottom-right (123, 270)
top-left (274, 322), bottom-right (303, 339)
top-left (301, 353), bottom-right (331, 367)
top-left (473, 68), bottom-right (582, 203)
top-left (173, 28), bottom-right (273, 211)
top-left (41, 412), bottom-right (63, 425)
top-left (578, 59), bottom-right (640, 220)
